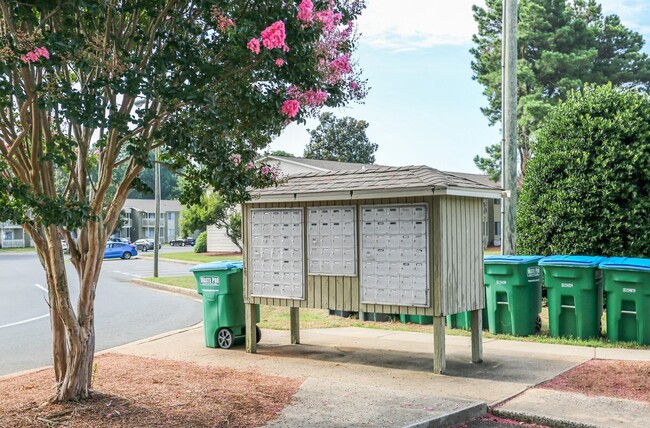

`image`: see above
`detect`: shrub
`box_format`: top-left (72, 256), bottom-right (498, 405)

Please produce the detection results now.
top-left (517, 84), bottom-right (650, 257)
top-left (194, 231), bottom-right (208, 253)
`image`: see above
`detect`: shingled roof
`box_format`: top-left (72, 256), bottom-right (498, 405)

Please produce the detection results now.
top-left (249, 165), bottom-right (502, 202)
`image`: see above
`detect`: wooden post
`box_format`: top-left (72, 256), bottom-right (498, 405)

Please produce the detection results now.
top-left (433, 315), bottom-right (446, 374)
top-left (245, 303), bottom-right (258, 353)
top-left (470, 309), bottom-right (483, 363)
top-left (502, 0), bottom-right (518, 255)
top-left (290, 307), bottom-right (300, 344)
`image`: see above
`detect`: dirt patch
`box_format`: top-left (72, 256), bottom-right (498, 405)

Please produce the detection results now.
top-left (457, 413), bottom-right (548, 427)
top-left (538, 359), bottom-right (650, 402)
top-left (0, 353), bottom-right (302, 427)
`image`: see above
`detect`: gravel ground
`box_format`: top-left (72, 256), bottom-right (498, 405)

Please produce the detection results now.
top-left (538, 359), bottom-right (650, 402)
top-left (0, 353), bottom-right (302, 428)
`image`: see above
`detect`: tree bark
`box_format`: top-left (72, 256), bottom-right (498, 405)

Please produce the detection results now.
top-left (32, 225), bottom-right (101, 402)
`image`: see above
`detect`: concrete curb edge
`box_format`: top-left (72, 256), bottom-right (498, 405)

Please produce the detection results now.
top-left (131, 278), bottom-right (200, 300)
top-left (491, 409), bottom-right (600, 428)
top-left (404, 402), bottom-right (487, 428)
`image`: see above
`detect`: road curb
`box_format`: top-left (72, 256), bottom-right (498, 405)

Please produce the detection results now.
top-left (137, 255), bottom-right (199, 266)
top-left (491, 409), bottom-right (599, 428)
top-left (131, 278), bottom-right (200, 300)
top-left (404, 402), bottom-right (487, 428)
top-left (0, 324), bottom-right (204, 382)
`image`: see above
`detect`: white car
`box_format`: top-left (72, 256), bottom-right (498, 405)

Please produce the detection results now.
top-left (61, 239), bottom-right (68, 251)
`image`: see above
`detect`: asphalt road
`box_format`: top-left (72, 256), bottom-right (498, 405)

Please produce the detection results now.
top-left (0, 249), bottom-right (202, 376)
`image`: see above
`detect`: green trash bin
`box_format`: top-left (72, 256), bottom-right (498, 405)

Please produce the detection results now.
top-left (600, 257), bottom-right (650, 345)
top-left (539, 255), bottom-right (605, 340)
top-left (446, 306), bottom-right (489, 330)
top-left (484, 255), bottom-right (543, 336)
top-left (400, 314), bottom-right (433, 325)
top-left (189, 260), bottom-right (260, 349)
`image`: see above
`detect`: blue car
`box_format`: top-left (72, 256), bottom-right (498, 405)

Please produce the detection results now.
top-left (104, 242), bottom-right (138, 260)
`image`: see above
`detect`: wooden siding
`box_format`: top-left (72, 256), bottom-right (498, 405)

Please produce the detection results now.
top-left (207, 224), bottom-right (241, 253)
top-left (243, 195), bottom-right (484, 317)
top-left (435, 196), bottom-right (484, 315)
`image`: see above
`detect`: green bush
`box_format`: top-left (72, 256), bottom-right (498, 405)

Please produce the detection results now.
top-left (518, 84), bottom-right (650, 257)
top-left (194, 231), bottom-right (208, 253)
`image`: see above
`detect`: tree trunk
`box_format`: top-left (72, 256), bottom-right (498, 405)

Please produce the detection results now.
top-left (51, 322), bottom-right (95, 402)
top-left (35, 225), bottom-right (100, 403)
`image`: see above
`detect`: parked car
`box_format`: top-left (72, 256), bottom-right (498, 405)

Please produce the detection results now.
top-left (147, 238), bottom-right (162, 249)
top-left (169, 237), bottom-right (188, 246)
top-left (61, 239), bottom-right (68, 251)
top-left (104, 242), bottom-right (137, 259)
top-left (109, 237), bottom-right (131, 245)
top-left (185, 237), bottom-right (196, 246)
top-left (134, 239), bottom-right (161, 252)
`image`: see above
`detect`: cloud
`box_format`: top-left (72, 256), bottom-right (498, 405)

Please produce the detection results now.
top-left (357, 0), bottom-right (485, 50)
top-left (357, 1), bottom-right (650, 51)
top-left (599, 0), bottom-right (650, 39)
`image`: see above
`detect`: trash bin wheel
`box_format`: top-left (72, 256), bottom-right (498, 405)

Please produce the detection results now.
top-left (535, 315), bottom-right (542, 333)
top-left (256, 326), bottom-right (262, 344)
top-left (122, 252), bottom-right (132, 260)
top-left (217, 328), bottom-right (234, 349)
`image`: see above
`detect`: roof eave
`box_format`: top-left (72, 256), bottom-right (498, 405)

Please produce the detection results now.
top-left (433, 186), bottom-right (504, 199)
top-left (248, 187), bottom-right (436, 203)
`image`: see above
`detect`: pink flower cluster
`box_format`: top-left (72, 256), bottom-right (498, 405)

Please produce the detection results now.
top-left (287, 85), bottom-right (329, 108)
top-left (248, 21), bottom-right (288, 55)
top-left (330, 54), bottom-right (352, 74)
top-left (247, 38), bottom-right (261, 54)
top-left (281, 100), bottom-right (300, 118)
top-left (260, 165), bottom-right (282, 181)
top-left (21, 47), bottom-right (49, 64)
top-left (211, 7), bottom-right (236, 32)
top-left (230, 153), bottom-right (242, 166)
top-left (314, 9), bottom-right (342, 33)
top-left (260, 21), bottom-right (288, 50)
top-left (297, 0), bottom-right (314, 22)
top-left (275, 58), bottom-right (285, 67)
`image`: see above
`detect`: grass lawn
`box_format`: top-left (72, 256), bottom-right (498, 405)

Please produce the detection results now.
top-left (0, 247), bottom-right (35, 253)
top-left (142, 275), bottom-right (197, 290)
top-left (140, 252), bottom-right (242, 263)
top-left (140, 275), bottom-right (647, 350)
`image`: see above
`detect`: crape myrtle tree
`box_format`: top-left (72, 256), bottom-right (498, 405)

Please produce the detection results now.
top-left (0, 0), bottom-right (366, 402)
top-left (471, 0), bottom-right (650, 181)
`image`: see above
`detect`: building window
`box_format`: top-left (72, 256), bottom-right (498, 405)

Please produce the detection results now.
top-left (493, 198), bottom-right (501, 204)
top-left (495, 221), bottom-right (501, 236)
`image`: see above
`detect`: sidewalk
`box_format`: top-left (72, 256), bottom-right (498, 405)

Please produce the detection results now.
top-left (110, 325), bottom-right (650, 427)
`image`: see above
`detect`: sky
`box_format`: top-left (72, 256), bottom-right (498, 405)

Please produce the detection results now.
top-left (269, 0), bottom-right (650, 174)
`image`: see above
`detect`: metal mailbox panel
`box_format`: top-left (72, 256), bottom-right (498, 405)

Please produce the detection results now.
top-left (250, 208), bottom-right (304, 299)
top-left (360, 204), bottom-right (430, 307)
top-left (307, 206), bottom-right (357, 276)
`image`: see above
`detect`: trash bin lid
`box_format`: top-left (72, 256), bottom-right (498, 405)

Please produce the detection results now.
top-left (599, 257), bottom-right (650, 272)
top-left (189, 260), bottom-right (243, 272)
top-left (539, 255), bottom-right (606, 267)
top-left (484, 255), bottom-right (543, 264)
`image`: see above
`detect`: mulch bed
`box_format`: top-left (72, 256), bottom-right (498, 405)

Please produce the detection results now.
top-left (0, 353), bottom-right (302, 427)
top-left (538, 359), bottom-right (650, 403)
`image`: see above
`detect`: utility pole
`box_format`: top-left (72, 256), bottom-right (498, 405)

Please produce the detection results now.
top-left (501, 0), bottom-right (518, 255)
top-left (153, 147), bottom-right (161, 277)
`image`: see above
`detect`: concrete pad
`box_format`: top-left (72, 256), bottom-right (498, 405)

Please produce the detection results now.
top-left (265, 378), bottom-right (486, 428)
top-left (114, 327), bottom-right (590, 405)
top-left (594, 347), bottom-right (650, 361)
top-left (496, 389), bottom-right (650, 428)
